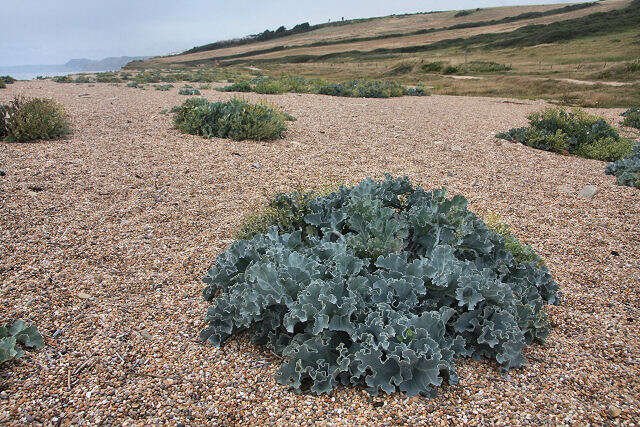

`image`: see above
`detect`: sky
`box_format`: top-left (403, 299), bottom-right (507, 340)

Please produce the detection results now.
top-left (1, 0), bottom-right (575, 66)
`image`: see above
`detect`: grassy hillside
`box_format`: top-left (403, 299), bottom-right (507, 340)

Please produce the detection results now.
top-left (127, 0), bottom-right (640, 107)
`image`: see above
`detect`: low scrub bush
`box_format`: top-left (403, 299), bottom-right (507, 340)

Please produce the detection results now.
top-left (200, 175), bottom-right (559, 396)
top-left (178, 87), bottom-right (201, 95)
top-left (154, 84), bottom-right (174, 91)
top-left (422, 61), bottom-right (445, 72)
top-left (0, 319), bottom-right (44, 364)
top-left (52, 75), bottom-right (73, 83)
top-left (496, 107), bottom-right (634, 161)
top-left (621, 107), bottom-right (640, 130)
top-left (0, 81), bottom-right (5, 89)
top-left (605, 144), bottom-right (640, 188)
top-left (0, 96), bottom-right (71, 142)
top-left (95, 72), bottom-right (122, 83)
top-left (454, 8), bottom-right (480, 18)
top-left (220, 75), bottom-right (427, 98)
top-left (172, 97), bottom-right (293, 141)
top-left (73, 75), bottom-right (92, 84)
top-left (1, 75), bottom-right (16, 84)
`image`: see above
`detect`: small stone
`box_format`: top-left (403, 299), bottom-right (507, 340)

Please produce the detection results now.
top-left (164, 378), bottom-right (176, 386)
top-left (0, 170), bottom-right (5, 177)
top-left (0, 391), bottom-right (8, 400)
top-left (140, 330), bottom-right (152, 340)
top-left (451, 145), bottom-right (463, 152)
top-left (77, 292), bottom-right (91, 299)
top-left (27, 185), bottom-right (44, 192)
top-left (609, 406), bottom-right (621, 418)
top-left (252, 163), bottom-right (261, 169)
top-left (558, 185), bottom-right (572, 194)
top-left (578, 185), bottom-right (597, 198)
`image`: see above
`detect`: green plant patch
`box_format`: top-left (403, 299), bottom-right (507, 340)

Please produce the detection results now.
top-left (1, 75), bottom-right (16, 84)
top-left (496, 107), bottom-right (635, 162)
top-left (605, 144), bottom-right (640, 188)
top-left (0, 96), bottom-right (71, 143)
top-left (200, 175), bottom-right (559, 397)
top-left (172, 97), bottom-right (293, 141)
top-left (220, 75), bottom-right (428, 98)
top-left (422, 61), bottom-right (446, 73)
top-left (0, 81), bottom-right (5, 89)
top-left (52, 75), bottom-right (73, 83)
top-left (73, 75), bottom-right (92, 84)
top-left (621, 107), bottom-right (640, 130)
top-left (178, 87), bottom-right (201, 95)
top-left (154, 84), bottom-right (174, 91)
top-left (95, 72), bottom-right (122, 83)
top-left (1, 319), bottom-right (44, 364)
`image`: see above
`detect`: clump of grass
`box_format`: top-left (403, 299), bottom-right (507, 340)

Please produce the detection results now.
top-left (172, 97), bottom-right (294, 141)
top-left (235, 184), bottom-right (341, 240)
top-left (496, 107), bottom-right (635, 162)
top-left (0, 96), bottom-right (71, 142)
top-left (484, 213), bottom-right (544, 265)
top-left (178, 87), bottom-right (201, 95)
top-left (154, 84), bottom-right (174, 91)
top-left (621, 107), bottom-right (640, 130)
top-left (429, 61), bottom-right (511, 75)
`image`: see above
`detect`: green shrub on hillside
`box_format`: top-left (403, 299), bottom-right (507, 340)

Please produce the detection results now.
top-left (0, 96), bottom-right (71, 142)
top-left (1, 319), bottom-right (44, 364)
top-left (52, 75), bottom-right (73, 83)
top-left (172, 97), bottom-right (293, 141)
top-left (621, 107), bottom-right (640, 130)
top-left (496, 107), bottom-right (634, 161)
top-left (1, 76), bottom-right (16, 84)
top-left (422, 61), bottom-right (445, 72)
top-left (200, 175), bottom-right (558, 397)
top-left (606, 144), bottom-right (640, 188)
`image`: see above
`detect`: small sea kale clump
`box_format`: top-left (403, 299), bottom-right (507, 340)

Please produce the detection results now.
top-left (606, 144), bottom-right (640, 188)
top-left (172, 97), bottom-right (293, 141)
top-left (200, 176), bottom-right (559, 397)
top-left (496, 107), bottom-right (634, 162)
top-left (1, 319), bottom-right (44, 364)
top-left (621, 107), bottom-right (640, 130)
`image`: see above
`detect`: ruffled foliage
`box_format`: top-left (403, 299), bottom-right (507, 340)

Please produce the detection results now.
top-left (172, 97), bottom-right (293, 141)
top-left (496, 107), bottom-right (635, 162)
top-left (0, 320), bottom-right (44, 364)
top-left (605, 144), bottom-right (640, 188)
top-left (621, 107), bottom-right (640, 130)
top-left (201, 176), bottom-right (559, 397)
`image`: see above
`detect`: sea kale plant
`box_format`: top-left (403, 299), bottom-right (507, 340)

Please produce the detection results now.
top-left (605, 143), bottom-right (640, 188)
top-left (621, 107), bottom-right (640, 130)
top-left (172, 97), bottom-right (294, 141)
top-left (496, 107), bottom-right (635, 162)
top-left (0, 319), bottom-right (44, 364)
top-left (200, 176), bottom-right (559, 397)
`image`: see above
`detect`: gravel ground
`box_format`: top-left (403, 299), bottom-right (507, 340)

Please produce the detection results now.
top-left (1, 81), bottom-right (639, 425)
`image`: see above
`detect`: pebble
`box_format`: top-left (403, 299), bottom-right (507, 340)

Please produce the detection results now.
top-left (577, 185), bottom-right (597, 198)
top-left (609, 406), bottom-right (621, 418)
top-left (77, 292), bottom-right (91, 299)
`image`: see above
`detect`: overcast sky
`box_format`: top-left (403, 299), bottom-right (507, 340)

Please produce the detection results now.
top-left (2, 0), bottom-right (574, 66)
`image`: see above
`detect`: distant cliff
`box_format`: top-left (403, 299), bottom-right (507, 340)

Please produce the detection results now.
top-left (0, 56), bottom-right (149, 80)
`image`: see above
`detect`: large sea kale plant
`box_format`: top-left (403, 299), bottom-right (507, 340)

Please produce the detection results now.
top-left (200, 176), bottom-right (559, 397)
